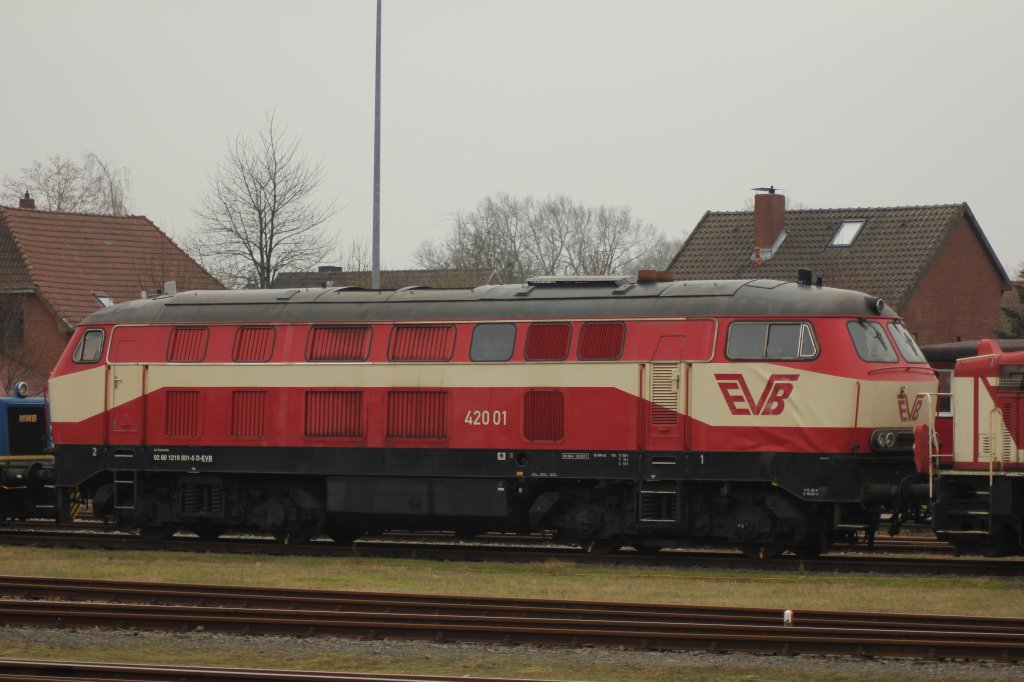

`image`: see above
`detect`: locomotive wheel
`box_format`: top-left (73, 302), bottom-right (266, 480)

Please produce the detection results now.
top-left (137, 526), bottom-right (177, 541)
top-left (326, 528), bottom-right (363, 545)
top-left (188, 525), bottom-right (225, 541)
top-left (740, 543), bottom-right (785, 560)
top-left (273, 530), bottom-right (315, 545)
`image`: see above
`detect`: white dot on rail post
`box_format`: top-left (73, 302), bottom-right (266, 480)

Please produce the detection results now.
top-left (783, 609), bottom-right (794, 626)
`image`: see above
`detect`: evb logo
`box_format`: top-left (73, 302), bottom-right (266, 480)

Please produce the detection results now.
top-left (715, 373), bottom-right (799, 416)
top-left (898, 393), bottom-right (924, 422)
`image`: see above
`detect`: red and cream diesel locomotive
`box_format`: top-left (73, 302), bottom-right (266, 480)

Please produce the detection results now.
top-left (916, 339), bottom-right (1024, 555)
top-left (48, 271), bottom-right (936, 556)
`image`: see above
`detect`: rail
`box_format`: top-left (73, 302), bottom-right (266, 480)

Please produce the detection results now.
top-left (1, 576), bottom-right (1022, 662)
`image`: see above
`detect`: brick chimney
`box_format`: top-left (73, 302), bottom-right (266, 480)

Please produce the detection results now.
top-left (754, 187), bottom-right (785, 250)
top-left (18, 191), bottom-right (36, 209)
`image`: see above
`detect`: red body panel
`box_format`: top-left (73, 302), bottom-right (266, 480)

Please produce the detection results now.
top-left (50, 314), bottom-right (935, 457)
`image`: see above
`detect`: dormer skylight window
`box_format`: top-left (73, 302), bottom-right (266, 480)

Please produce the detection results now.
top-left (95, 294), bottom-right (114, 307)
top-left (829, 219), bottom-right (865, 247)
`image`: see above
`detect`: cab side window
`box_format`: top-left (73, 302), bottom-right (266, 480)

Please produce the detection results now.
top-left (72, 329), bottom-right (105, 364)
top-left (727, 321), bottom-right (817, 360)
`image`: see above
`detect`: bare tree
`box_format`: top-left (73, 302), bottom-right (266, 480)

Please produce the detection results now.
top-left (83, 153), bottom-right (132, 215)
top-left (188, 114), bottom-right (338, 289)
top-left (2, 154), bottom-right (131, 214)
top-left (416, 194), bottom-right (675, 281)
top-left (337, 234), bottom-right (372, 272)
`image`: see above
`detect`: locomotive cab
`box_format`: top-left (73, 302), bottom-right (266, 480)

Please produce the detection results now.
top-left (0, 387), bottom-right (54, 523)
top-left (924, 340), bottom-right (1024, 554)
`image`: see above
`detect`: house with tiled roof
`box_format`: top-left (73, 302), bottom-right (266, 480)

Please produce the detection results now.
top-left (273, 266), bottom-right (501, 290)
top-left (668, 190), bottom-right (1011, 345)
top-left (0, 194), bottom-right (223, 394)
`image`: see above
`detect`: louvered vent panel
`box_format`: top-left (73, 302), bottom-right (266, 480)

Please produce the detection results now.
top-left (390, 325), bottom-right (455, 361)
top-left (578, 322), bottom-right (625, 360)
top-left (999, 403), bottom-right (1015, 464)
top-left (525, 324), bottom-right (571, 360)
top-left (650, 364), bottom-right (679, 425)
top-left (165, 390), bottom-right (200, 438)
top-left (524, 390), bottom-right (565, 441)
top-left (387, 391), bottom-right (447, 438)
top-left (168, 327), bottom-right (208, 362)
top-left (305, 391), bottom-right (363, 438)
top-left (232, 390), bottom-right (266, 438)
top-left (233, 327), bottom-right (275, 362)
top-left (308, 326), bottom-right (371, 361)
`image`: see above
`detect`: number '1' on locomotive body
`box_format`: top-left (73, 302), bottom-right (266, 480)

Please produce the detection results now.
top-left (48, 273), bottom-right (936, 555)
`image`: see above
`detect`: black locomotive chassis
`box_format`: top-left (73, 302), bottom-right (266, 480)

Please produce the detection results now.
top-left (56, 444), bottom-right (915, 508)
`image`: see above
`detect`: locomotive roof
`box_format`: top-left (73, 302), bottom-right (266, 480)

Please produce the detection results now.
top-left (80, 277), bottom-right (897, 325)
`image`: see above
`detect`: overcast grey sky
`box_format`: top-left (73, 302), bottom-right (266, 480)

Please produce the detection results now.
top-left (3, 1), bottom-right (1022, 274)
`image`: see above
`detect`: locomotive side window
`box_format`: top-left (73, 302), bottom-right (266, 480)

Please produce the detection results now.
top-left (726, 321), bottom-right (817, 360)
top-left (470, 323), bottom-right (516, 362)
top-left (887, 322), bottom-right (926, 363)
top-left (72, 329), bottom-right (105, 364)
top-left (936, 369), bottom-right (953, 416)
top-left (847, 320), bottom-right (897, 362)
top-left (167, 327), bottom-right (209, 362)
top-left (307, 326), bottom-right (372, 361)
top-left (578, 322), bottom-right (626, 360)
top-left (525, 323), bottom-right (571, 361)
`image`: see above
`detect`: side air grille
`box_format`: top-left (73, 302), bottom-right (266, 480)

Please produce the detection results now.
top-left (307, 326), bottom-right (372, 361)
top-left (578, 322), bottom-right (625, 360)
top-left (305, 391), bottom-right (364, 438)
top-left (167, 327), bottom-right (209, 362)
top-left (233, 326), bottom-right (275, 362)
top-left (231, 390), bottom-right (266, 438)
top-left (525, 323), bottom-right (571, 361)
top-left (165, 390), bottom-right (201, 438)
top-left (389, 325), bottom-right (455, 361)
top-left (387, 390), bottom-right (447, 438)
top-left (524, 390), bottom-right (564, 441)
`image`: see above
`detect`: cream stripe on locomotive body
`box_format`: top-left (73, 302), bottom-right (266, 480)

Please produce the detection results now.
top-left (48, 276), bottom-right (937, 556)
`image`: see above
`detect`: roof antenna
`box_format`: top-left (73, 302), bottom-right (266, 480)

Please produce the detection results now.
top-left (751, 186), bottom-right (780, 194)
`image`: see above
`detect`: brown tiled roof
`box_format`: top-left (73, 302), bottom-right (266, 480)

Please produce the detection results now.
top-left (0, 206), bottom-right (223, 327)
top-left (273, 268), bottom-right (500, 290)
top-left (668, 203), bottom-right (1010, 310)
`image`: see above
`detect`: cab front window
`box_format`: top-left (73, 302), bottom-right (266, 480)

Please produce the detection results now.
top-left (888, 322), bottom-right (926, 363)
top-left (847, 320), bottom-right (897, 363)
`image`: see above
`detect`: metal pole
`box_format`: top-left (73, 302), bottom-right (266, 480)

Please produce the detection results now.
top-left (371, 0), bottom-right (382, 289)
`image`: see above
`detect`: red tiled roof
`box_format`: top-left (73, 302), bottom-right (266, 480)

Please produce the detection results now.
top-left (668, 203), bottom-right (1010, 310)
top-left (0, 206), bottom-right (223, 327)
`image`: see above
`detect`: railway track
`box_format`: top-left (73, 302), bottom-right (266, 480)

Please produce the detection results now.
top-left (1, 525), bottom-right (1020, 576)
top-left (0, 659), bottom-right (537, 682)
top-left (0, 518), bottom-right (954, 553)
top-left (2, 575), bottom-right (1022, 662)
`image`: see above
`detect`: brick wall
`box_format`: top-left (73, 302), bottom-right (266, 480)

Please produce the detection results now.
top-left (901, 217), bottom-right (1006, 345)
top-left (21, 293), bottom-right (72, 378)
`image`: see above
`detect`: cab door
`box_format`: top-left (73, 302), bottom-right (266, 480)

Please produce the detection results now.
top-left (108, 332), bottom-right (146, 445)
top-left (644, 335), bottom-right (688, 449)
